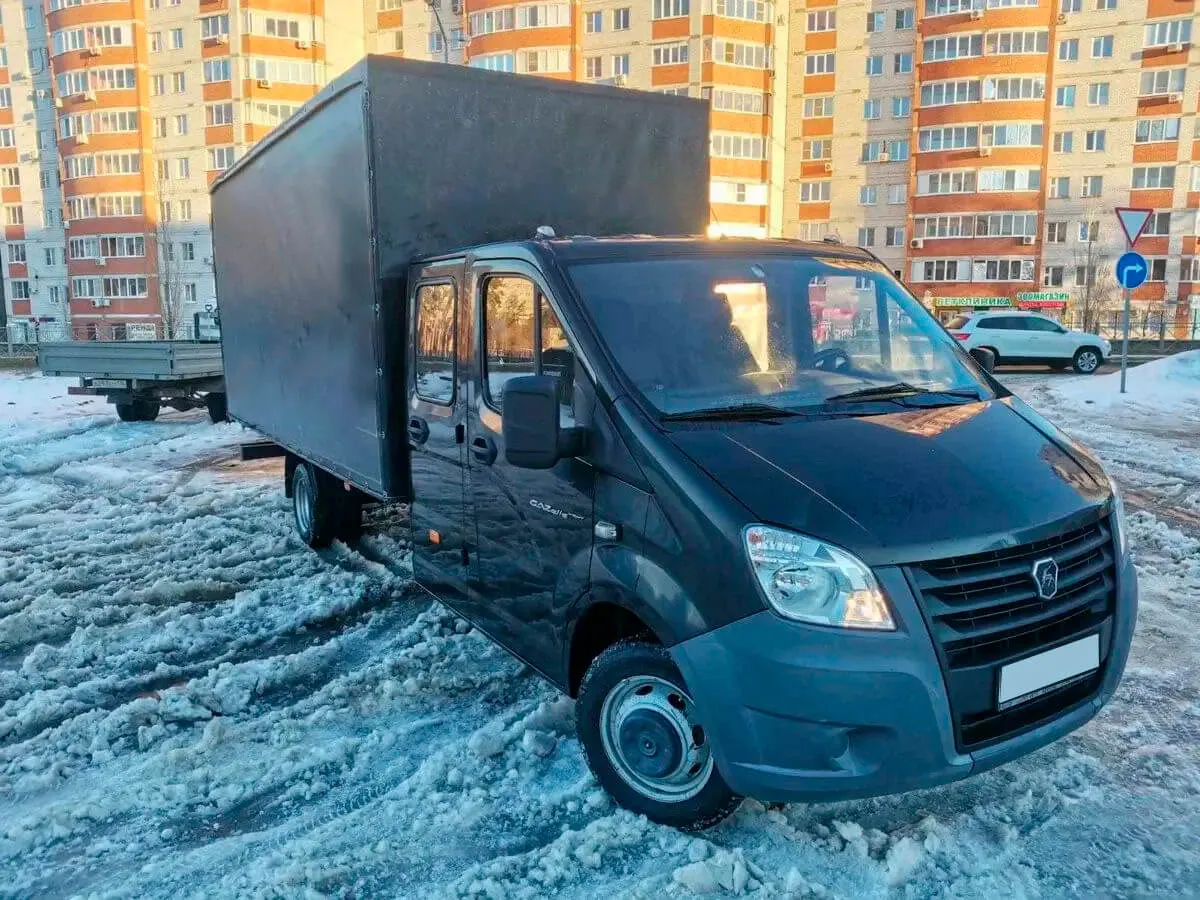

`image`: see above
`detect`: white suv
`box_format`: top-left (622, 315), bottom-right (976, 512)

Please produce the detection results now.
top-left (947, 311), bottom-right (1112, 374)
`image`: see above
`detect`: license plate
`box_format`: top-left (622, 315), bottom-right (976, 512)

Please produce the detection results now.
top-left (90, 378), bottom-right (129, 389)
top-left (998, 634), bottom-right (1099, 709)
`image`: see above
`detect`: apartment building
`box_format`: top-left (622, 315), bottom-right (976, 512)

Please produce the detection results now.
top-left (1, 0), bottom-right (1197, 340)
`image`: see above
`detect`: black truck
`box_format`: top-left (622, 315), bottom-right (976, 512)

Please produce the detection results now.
top-left (213, 57), bottom-right (1137, 829)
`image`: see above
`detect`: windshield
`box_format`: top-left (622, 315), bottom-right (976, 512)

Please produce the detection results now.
top-left (567, 254), bottom-right (992, 417)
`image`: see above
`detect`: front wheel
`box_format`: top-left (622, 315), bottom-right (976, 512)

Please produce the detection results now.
top-left (1073, 347), bottom-right (1101, 375)
top-left (576, 641), bottom-right (741, 830)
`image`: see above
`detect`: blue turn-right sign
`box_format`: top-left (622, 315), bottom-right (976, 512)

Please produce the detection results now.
top-left (1115, 251), bottom-right (1148, 290)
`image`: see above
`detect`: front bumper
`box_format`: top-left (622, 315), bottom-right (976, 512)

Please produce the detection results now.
top-left (670, 557), bottom-right (1138, 803)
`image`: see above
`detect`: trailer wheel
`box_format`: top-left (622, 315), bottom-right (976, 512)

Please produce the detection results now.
top-left (292, 461), bottom-right (336, 548)
top-left (116, 400), bottom-right (160, 422)
top-left (206, 392), bottom-right (228, 424)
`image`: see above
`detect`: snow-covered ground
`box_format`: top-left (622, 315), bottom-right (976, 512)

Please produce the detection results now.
top-left (1, 365), bottom-right (1198, 899)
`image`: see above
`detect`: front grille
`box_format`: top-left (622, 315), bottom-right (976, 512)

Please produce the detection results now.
top-left (909, 517), bottom-right (1116, 751)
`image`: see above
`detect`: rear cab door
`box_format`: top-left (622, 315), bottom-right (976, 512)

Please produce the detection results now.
top-left (462, 256), bottom-right (595, 684)
top-left (1024, 315), bottom-right (1074, 359)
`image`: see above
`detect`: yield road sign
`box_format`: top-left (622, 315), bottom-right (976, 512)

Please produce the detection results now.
top-left (1115, 251), bottom-right (1148, 290)
top-left (1115, 208), bottom-right (1152, 246)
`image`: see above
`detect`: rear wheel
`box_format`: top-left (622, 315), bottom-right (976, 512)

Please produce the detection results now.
top-left (1073, 347), bottom-right (1101, 375)
top-left (205, 391), bottom-right (228, 424)
top-left (576, 641), bottom-right (741, 831)
top-left (292, 461), bottom-right (334, 548)
top-left (116, 399), bottom-right (160, 422)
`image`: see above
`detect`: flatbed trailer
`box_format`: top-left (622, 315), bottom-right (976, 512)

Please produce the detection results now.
top-left (37, 341), bottom-right (227, 422)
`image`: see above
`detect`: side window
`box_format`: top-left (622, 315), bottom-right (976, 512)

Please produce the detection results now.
top-left (1027, 317), bottom-right (1062, 333)
top-left (484, 276), bottom-right (536, 409)
top-left (414, 282), bottom-right (456, 404)
top-left (541, 296), bottom-right (577, 427)
top-left (975, 317), bottom-right (1000, 330)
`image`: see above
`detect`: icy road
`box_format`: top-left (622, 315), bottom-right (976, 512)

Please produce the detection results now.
top-left (1, 361), bottom-right (1198, 899)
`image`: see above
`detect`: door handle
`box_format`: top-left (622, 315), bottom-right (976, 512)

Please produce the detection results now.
top-left (408, 416), bottom-right (429, 445)
top-left (471, 435), bottom-right (497, 465)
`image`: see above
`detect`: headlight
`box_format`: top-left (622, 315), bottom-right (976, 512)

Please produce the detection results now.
top-left (1107, 475), bottom-right (1129, 556)
top-left (743, 525), bottom-right (895, 630)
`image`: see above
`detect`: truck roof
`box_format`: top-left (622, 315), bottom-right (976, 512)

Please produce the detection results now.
top-left (422, 236), bottom-right (881, 266)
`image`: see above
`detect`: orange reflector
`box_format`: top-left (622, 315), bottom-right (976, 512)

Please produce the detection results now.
top-left (429, 530), bottom-right (441, 545)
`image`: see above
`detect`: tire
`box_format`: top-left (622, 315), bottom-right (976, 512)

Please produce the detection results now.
top-left (1073, 347), bottom-right (1101, 375)
top-left (577, 641), bottom-right (741, 831)
top-left (205, 392), bottom-right (228, 424)
top-left (292, 461), bottom-right (335, 548)
top-left (116, 399), bottom-right (159, 422)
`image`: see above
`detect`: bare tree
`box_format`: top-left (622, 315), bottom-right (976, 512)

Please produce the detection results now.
top-left (1070, 215), bottom-right (1121, 334)
top-left (154, 177), bottom-right (186, 340)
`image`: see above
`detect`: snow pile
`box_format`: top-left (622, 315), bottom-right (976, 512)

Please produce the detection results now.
top-left (1, 370), bottom-right (1199, 896)
top-left (1051, 350), bottom-right (1200, 413)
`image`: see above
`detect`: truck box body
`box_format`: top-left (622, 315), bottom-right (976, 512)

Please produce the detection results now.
top-left (37, 341), bottom-right (224, 381)
top-left (211, 55), bottom-right (709, 499)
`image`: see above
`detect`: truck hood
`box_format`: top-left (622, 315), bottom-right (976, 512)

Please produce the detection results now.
top-left (668, 398), bottom-right (1110, 564)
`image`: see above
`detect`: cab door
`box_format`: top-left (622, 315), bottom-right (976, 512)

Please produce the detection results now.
top-left (464, 261), bottom-right (595, 682)
top-left (408, 263), bottom-right (471, 608)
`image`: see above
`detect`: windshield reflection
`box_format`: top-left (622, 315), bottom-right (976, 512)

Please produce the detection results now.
top-left (567, 255), bottom-right (991, 417)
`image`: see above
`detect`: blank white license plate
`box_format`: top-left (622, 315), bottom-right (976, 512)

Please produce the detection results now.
top-left (90, 379), bottom-right (128, 389)
top-left (998, 634), bottom-right (1099, 709)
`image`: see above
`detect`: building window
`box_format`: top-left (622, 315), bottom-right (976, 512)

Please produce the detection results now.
top-left (176, 157), bottom-right (190, 178)
top-left (207, 102), bottom-right (234, 126)
top-left (865, 10), bottom-right (883, 31)
top-left (1144, 19), bottom-right (1192, 48)
top-left (711, 133), bottom-right (767, 159)
top-left (918, 125), bottom-right (978, 151)
top-left (1053, 131), bottom-right (1073, 152)
top-left (585, 11), bottom-right (602, 32)
top-left (896, 8), bottom-right (914, 28)
top-left (201, 14), bottom-right (229, 39)
top-left (174, 114), bottom-right (188, 135)
top-left (208, 146), bottom-right (235, 170)
top-left (150, 31), bottom-right (162, 53)
top-left (1144, 212), bottom-right (1170, 236)
top-left (5, 206), bottom-right (23, 226)
top-left (1088, 82), bottom-right (1109, 106)
top-left (986, 31), bottom-right (1047, 55)
top-left (653, 43), bottom-right (689, 66)
top-left (860, 185), bottom-right (878, 205)
top-left (204, 59), bottom-right (232, 83)
top-left (857, 227), bottom-right (876, 247)
top-left (921, 79), bottom-right (981, 106)
top-left (172, 72), bottom-right (186, 93)
top-left (0, 167), bottom-right (18, 187)
top-left (888, 183), bottom-right (907, 204)
top-left (709, 89), bottom-right (764, 113)
top-left (892, 96), bottom-right (911, 118)
top-left (800, 181), bottom-right (830, 202)
top-left (613, 8), bottom-right (630, 29)
top-left (102, 276), bottom-right (149, 298)
top-left (427, 32), bottom-right (444, 55)
top-left (1131, 165), bottom-right (1176, 189)
top-left (184, 283), bottom-right (197, 304)
top-left (713, 0), bottom-right (769, 21)
top-left (1084, 129), bottom-right (1106, 152)
top-left (11, 279), bottom-right (30, 299)
top-left (652, 0), bottom-right (689, 18)
top-left (151, 74), bottom-right (165, 96)
top-left (1058, 38), bottom-right (1078, 60)
top-left (885, 226), bottom-right (905, 248)
top-left (894, 53), bottom-right (913, 73)
top-left (1055, 85), bottom-right (1076, 107)
top-left (156, 159), bottom-right (170, 181)
top-left (802, 139), bottom-right (831, 160)
top-left (584, 56), bottom-right (602, 79)
top-left (803, 96), bottom-right (833, 118)
top-left (863, 98), bottom-right (881, 119)
top-left (1146, 259), bottom-right (1168, 282)
top-left (923, 35), bottom-right (984, 61)
top-left (8, 242), bottom-right (26, 263)
top-left (1135, 118), bottom-right (1180, 143)
top-left (866, 55), bottom-right (884, 76)
top-left (1139, 69), bottom-right (1186, 96)
top-left (810, 10), bottom-right (837, 31)
top-left (170, 28), bottom-right (184, 50)
top-left (1047, 221), bottom-right (1067, 242)
top-left (1044, 266), bottom-right (1065, 287)
top-left (1091, 35), bottom-right (1113, 58)
top-left (612, 55), bottom-right (630, 76)
top-left (1078, 220), bottom-right (1100, 242)
top-left (805, 53), bottom-right (834, 75)
top-left (1081, 175), bottom-right (1103, 198)
top-left (1049, 176), bottom-right (1070, 198)
top-left (178, 199), bottom-right (192, 220)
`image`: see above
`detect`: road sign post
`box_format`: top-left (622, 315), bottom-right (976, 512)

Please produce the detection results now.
top-left (1114, 209), bottom-right (1152, 395)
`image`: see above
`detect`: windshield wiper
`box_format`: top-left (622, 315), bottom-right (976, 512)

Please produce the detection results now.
top-left (824, 383), bottom-right (982, 404)
top-left (661, 402), bottom-right (802, 422)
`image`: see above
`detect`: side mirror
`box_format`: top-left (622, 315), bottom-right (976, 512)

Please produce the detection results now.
top-left (969, 346), bottom-right (996, 374)
top-left (502, 375), bottom-right (582, 469)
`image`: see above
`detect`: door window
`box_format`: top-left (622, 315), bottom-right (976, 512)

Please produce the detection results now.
top-left (484, 275), bottom-right (578, 424)
top-left (1024, 316), bottom-right (1063, 333)
top-left (414, 282), bottom-right (456, 403)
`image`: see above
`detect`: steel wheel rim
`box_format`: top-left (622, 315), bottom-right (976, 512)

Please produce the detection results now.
top-left (599, 675), bottom-right (712, 803)
top-left (294, 467), bottom-right (315, 537)
top-left (1078, 351), bottom-right (1098, 372)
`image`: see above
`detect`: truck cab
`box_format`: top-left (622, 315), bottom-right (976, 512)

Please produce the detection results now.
top-left (377, 235), bottom-right (1138, 829)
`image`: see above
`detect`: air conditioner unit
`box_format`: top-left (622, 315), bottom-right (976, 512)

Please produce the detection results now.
top-left (879, 152), bottom-right (890, 162)
top-left (1167, 42), bottom-right (1184, 52)
top-left (910, 238), bottom-right (924, 249)
top-left (969, 9), bottom-right (983, 19)
top-left (84, 90), bottom-right (96, 102)
top-left (76, 133), bottom-right (89, 144)
top-left (823, 162), bottom-right (834, 173)
top-left (257, 79), bottom-right (272, 88)
top-left (53, 97), bottom-right (63, 108)
top-left (1021, 235), bottom-right (1036, 246)
top-left (215, 34), bottom-right (229, 45)
top-left (1056, 13), bottom-right (1067, 24)
top-left (1167, 92), bottom-right (1182, 102)
top-left (87, 46), bottom-right (103, 57)
top-left (63, 219), bottom-right (71, 229)
top-left (296, 40), bottom-right (311, 49)
top-left (91, 297), bottom-right (110, 308)
top-left (19, 152), bottom-right (33, 162)
top-left (979, 146), bottom-right (992, 156)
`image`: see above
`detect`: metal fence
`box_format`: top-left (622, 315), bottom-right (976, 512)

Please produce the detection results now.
top-left (3, 317), bottom-right (220, 356)
top-left (1059, 307), bottom-right (1200, 342)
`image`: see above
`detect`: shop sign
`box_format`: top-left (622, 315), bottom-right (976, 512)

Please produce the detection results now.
top-left (932, 296), bottom-right (1013, 309)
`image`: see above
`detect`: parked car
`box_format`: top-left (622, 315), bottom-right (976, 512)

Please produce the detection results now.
top-left (947, 311), bottom-right (1112, 374)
